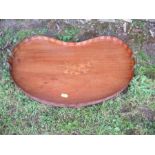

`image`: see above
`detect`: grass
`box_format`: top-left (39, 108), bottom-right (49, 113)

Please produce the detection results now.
top-left (129, 20), bottom-right (148, 45)
top-left (57, 27), bottom-right (79, 42)
top-left (0, 27), bottom-right (155, 135)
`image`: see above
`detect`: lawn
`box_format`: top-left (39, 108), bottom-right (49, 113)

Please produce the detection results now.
top-left (0, 26), bottom-right (155, 135)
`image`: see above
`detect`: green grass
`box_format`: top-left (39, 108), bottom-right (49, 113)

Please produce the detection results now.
top-left (0, 28), bottom-right (155, 135)
top-left (132, 19), bottom-right (145, 29)
top-left (57, 27), bottom-right (79, 42)
top-left (129, 20), bottom-right (147, 45)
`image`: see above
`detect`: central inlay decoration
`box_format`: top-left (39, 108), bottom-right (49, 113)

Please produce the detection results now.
top-left (63, 61), bottom-right (94, 75)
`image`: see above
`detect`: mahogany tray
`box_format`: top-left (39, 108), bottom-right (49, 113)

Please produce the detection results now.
top-left (9, 36), bottom-right (135, 107)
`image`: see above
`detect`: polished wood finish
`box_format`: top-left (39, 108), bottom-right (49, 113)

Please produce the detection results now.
top-left (9, 36), bottom-right (135, 107)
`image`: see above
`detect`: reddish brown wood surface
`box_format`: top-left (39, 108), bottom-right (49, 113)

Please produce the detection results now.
top-left (9, 36), bottom-right (135, 107)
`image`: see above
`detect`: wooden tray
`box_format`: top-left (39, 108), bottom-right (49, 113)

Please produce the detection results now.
top-left (9, 36), bottom-right (135, 107)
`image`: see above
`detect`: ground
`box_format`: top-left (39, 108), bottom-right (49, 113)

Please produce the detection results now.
top-left (0, 19), bottom-right (155, 134)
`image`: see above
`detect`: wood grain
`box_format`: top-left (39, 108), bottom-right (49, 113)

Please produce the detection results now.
top-left (9, 36), bottom-right (135, 107)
